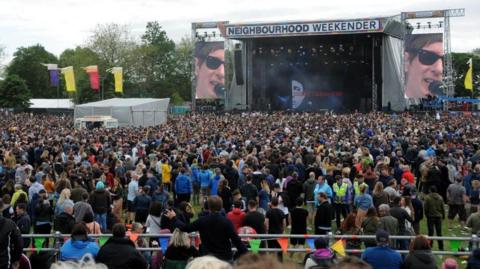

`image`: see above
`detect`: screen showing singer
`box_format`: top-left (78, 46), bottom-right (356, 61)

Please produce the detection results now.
top-left (195, 41), bottom-right (225, 99)
top-left (404, 33), bottom-right (444, 98)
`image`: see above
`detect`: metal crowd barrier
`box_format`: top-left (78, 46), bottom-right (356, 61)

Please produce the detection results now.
top-left (22, 232), bottom-right (476, 257)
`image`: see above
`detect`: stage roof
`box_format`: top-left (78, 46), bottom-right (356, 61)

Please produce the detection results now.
top-left (224, 16), bottom-right (404, 39)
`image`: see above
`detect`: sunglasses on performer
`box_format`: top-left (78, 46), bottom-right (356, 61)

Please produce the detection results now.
top-left (415, 49), bottom-right (444, 65)
top-left (205, 55), bottom-right (225, 70)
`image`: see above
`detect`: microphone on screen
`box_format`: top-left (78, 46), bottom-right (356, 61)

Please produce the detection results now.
top-left (428, 80), bottom-right (445, 96)
top-left (214, 84), bottom-right (225, 97)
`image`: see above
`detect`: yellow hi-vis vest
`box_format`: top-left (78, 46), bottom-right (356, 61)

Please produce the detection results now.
top-left (333, 182), bottom-right (348, 202)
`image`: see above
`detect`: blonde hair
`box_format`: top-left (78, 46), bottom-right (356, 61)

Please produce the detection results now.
top-left (169, 228), bottom-right (191, 248)
top-left (260, 180), bottom-right (270, 193)
top-left (51, 254), bottom-right (107, 269)
top-left (58, 188), bottom-right (71, 205)
top-left (373, 181), bottom-right (384, 194)
top-left (186, 256), bottom-right (231, 269)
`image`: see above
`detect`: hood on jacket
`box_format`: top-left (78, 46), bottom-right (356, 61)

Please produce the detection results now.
top-left (429, 193), bottom-right (443, 200)
top-left (105, 237), bottom-right (136, 248)
top-left (71, 239), bottom-right (95, 249)
top-left (412, 250), bottom-right (434, 264)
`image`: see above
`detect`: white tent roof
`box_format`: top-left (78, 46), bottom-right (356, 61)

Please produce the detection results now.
top-left (76, 98), bottom-right (168, 108)
top-left (30, 99), bottom-right (74, 109)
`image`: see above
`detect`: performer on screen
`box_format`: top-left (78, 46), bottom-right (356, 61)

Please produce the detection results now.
top-left (195, 42), bottom-right (225, 99)
top-left (404, 33), bottom-right (443, 98)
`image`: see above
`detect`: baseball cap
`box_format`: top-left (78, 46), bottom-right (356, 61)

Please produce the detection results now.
top-left (376, 229), bottom-right (389, 244)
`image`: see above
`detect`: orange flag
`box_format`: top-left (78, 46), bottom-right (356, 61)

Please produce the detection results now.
top-left (277, 237), bottom-right (289, 253)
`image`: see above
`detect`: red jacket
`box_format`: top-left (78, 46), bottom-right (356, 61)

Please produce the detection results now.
top-left (227, 208), bottom-right (245, 232)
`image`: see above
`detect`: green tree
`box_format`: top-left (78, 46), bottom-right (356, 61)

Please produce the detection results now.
top-left (59, 46), bottom-right (102, 103)
top-left (87, 23), bottom-right (137, 98)
top-left (452, 52), bottom-right (480, 97)
top-left (6, 44), bottom-right (58, 98)
top-left (132, 21), bottom-right (176, 98)
top-left (0, 74), bottom-right (31, 109)
top-left (171, 35), bottom-right (194, 101)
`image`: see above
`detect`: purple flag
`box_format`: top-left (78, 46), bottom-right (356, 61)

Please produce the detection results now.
top-left (49, 69), bottom-right (59, 87)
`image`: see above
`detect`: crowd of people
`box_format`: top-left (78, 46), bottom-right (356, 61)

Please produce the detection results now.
top-left (1, 111), bottom-right (480, 269)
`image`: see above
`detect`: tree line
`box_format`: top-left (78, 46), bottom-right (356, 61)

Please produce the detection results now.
top-left (0, 22), bottom-right (194, 108)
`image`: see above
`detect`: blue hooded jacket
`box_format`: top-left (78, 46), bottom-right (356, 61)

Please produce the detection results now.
top-left (60, 238), bottom-right (99, 261)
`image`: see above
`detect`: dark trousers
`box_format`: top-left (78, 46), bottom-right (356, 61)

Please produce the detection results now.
top-left (334, 203), bottom-right (349, 229)
top-left (427, 217), bottom-right (443, 250)
top-left (268, 239), bottom-right (283, 262)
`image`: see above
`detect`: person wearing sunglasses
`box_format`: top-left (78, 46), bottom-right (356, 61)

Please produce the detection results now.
top-left (195, 42), bottom-right (225, 99)
top-left (404, 33), bottom-right (443, 98)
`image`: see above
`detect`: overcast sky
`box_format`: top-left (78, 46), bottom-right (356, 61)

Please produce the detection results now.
top-left (0, 0), bottom-right (478, 64)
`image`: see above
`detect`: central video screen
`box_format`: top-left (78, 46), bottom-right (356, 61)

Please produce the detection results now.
top-left (251, 34), bottom-right (374, 112)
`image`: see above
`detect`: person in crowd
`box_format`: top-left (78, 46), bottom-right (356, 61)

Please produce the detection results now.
top-left (175, 167), bottom-right (192, 204)
top-left (303, 172), bottom-right (318, 226)
top-left (258, 180), bottom-right (271, 213)
top-left (83, 212), bottom-right (102, 235)
top-left (424, 185), bottom-right (445, 250)
top-left (390, 196), bottom-right (414, 250)
top-left (13, 202), bottom-right (31, 248)
top-left (314, 192), bottom-right (333, 235)
top-left (410, 190), bottom-right (424, 235)
top-left (89, 181), bottom-right (111, 232)
top-left (354, 184), bottom-right (373, 227)
top-left (289, 197), bottom-right (308, 250)
top-left (110, 177), bottom-right (124, 222)
top-left (96, 223), bottom-right (148, 269)
top-left (333, 175), bottom-right (350, 230)
top-left (133, 186), bottom-right (152, 224)
top-left (242, 200), bottom-right (266, 235)
top-left (240, 176), bottom-right (258, 205)
top-left (0, 202), bottom-right (23, 269)
top-left (59, 223), bottom-right (99, 261)
top-left (361, 230), bottom-right (403, 269)
top-left (467, 248), bottom-right (480, 269)
top-left (166, 196), bottom-right (247, 262)
top-left (341, 211), bottom-right (361, 255)
top-left (54, 200), bottom-right (75, 234)
top-left (372, 182), bottom-right (390, 210)
top-left (227, 200), bottom-right (245, 232)
top-left (361, 207), bottom-right (380, 248)
top-left (303, 237), bottom-right (335, 269)
top-left (73, 192), bottom-right (93, 224)
top-left (404, 235), bottom-right (436, 269)
top-left (127, 174), bottom-right (140, 224)
top-left (152, 184), bottom-right (170, 209)
top-left (378, 204), bottom-right (398, 244)
top-left (33, 189), bottom-right (53, 236)
top-left (145, 201), bottom-right (163, 235)
top-left (265, 196), bottom-right (286, 260)
top-left (217, 179), bottom-right (232, 213)
top-left (164, 228), bottom-right (199, 268)
top-left (447, 176), bottom-right (468, 231)
top-left (55, 188), bottom-right (72, 216)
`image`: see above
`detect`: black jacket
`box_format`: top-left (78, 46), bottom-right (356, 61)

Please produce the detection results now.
top-left (314, 201), bottom-right (333, 232)
top-left (89, 189), bottom-right (111, 214)
top-left (390, 205), bottom-right (413, 234)
top-left (14, 213), bottom-right (31, 248)
top-left (404, 250), bottom-right (437, 269)
top-left (174, 212), bottom-right (247, 261)
top-left (0, 216), bottom-right (23, 269)
top-left (96, 237), bottom-right (147, 269)
top-left (54, 212), bottom-right (75, 234)
top-left (467, 248), bottom-right (480, 269)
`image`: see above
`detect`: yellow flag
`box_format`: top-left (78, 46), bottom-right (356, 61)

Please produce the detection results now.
top-left (465, 58), bottom-right (473, 91)
top-left (111, 67), bottom-right (123, 93)
top-left (331, 239), bottom-right (346, 256)
top-left (61, 66), bottom-right (76, 92)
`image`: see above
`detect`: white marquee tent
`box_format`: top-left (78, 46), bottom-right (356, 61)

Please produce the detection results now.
top-left (74, 98), bottom-right (170, 127)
